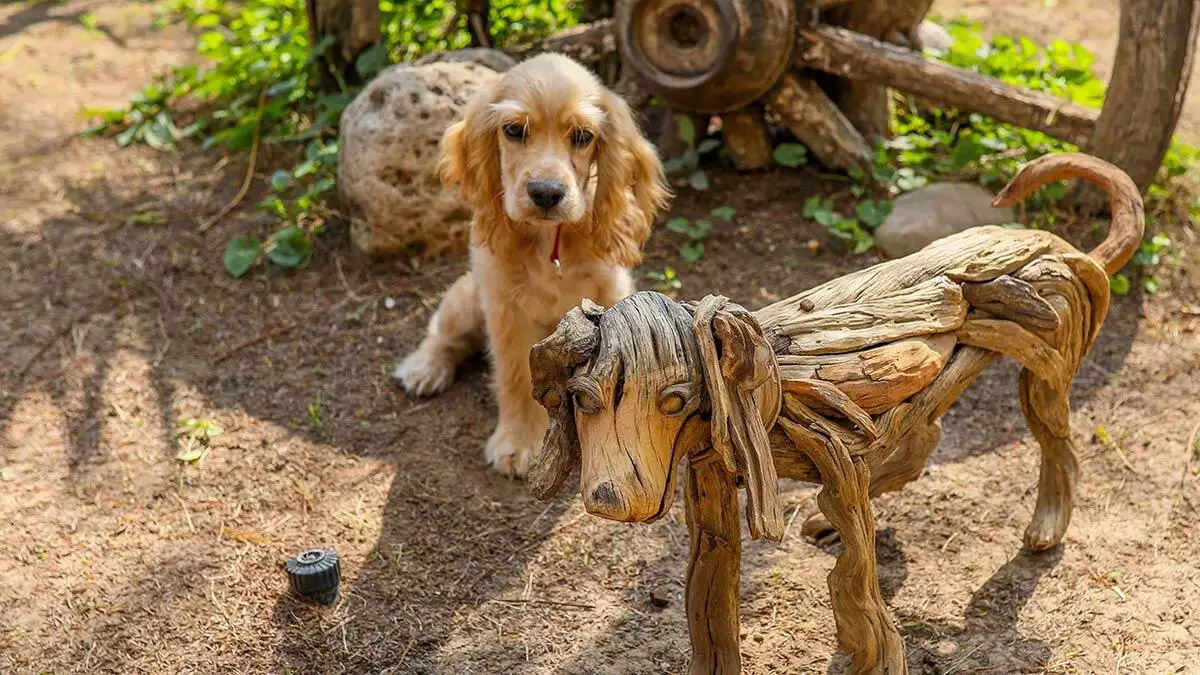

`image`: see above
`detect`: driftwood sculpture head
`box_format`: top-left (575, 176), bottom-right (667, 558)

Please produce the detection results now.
top-left (528, 291), bottom-right (786, 539)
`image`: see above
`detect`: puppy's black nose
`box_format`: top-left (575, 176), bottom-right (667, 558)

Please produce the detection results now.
top-left (527, 180), bottom-right (565, 209)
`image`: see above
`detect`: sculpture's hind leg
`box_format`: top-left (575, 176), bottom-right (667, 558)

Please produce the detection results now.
top-left (1018, 368), bottom-right (1079, 551)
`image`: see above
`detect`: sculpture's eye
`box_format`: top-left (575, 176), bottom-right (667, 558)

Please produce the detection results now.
top-left (658, 383), bottom-right (693, 417)
top-left (568, 376), bottom-right (603, 415)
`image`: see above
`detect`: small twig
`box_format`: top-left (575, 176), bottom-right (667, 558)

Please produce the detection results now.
top-left (198, 88), bottom-right (268, 233)
top-left (175, 492), bottom-right (196, 534)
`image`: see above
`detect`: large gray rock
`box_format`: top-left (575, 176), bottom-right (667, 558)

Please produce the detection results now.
top-left (874, 182), bottom-right (1015, 259)
top-left (915, 21), bottom-right (953, 53)
top-left (338, 59), bottom-right (500, 256)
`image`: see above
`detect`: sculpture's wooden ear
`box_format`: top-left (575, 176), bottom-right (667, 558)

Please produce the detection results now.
top-left (692, 295), bottom-right (785, 541)
top-left (528, 299), bottom-right (605, 499)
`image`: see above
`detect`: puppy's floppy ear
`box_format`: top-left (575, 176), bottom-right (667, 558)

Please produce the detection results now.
top-left (691, 295), bottom-right (785, 541)
top-left (590, 90), bottom-right (671, 268)
top-left (439, 86), bottom-right (512, 248)
top-left (528, 299), bottom-right (606, 499)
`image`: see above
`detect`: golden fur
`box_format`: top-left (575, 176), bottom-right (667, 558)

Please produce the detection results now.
top-left (395, 53), bottom-right (669, 476)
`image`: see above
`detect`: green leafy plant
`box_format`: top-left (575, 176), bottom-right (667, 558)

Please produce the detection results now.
top-left (803, 196), bottom-right (887, 255)
top-left (772, 143), bottom-right (808, 168)
top-left (645, 267), bottom-right (682, 294)
top-left (666, 206), bottom-right (734, 262)
top-left (662, 115), bottom-right (720, 191)
top-left (308, 392), bottom-right (323, 429)
top-left (176, 417), bottom-right (224, 464)
top-left (223, 225), bottom-right (315, 277)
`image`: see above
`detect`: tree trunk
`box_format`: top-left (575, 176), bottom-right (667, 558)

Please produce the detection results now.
top-left (825, 0), bottom-right (933, 142)
top-left (464, 0), bottom-right (491, 48)
top-left (1070, 0), bottom-right (1200, 212)
top-left (305, 0), bottom-right (381, 92)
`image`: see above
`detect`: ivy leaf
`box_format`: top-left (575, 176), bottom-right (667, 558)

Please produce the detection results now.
top-left (680, 241), bottom-right (705, 263)
top-left (676, 116), bottom-right (696, 149)
top-left (224, 236), bottom-right (262, 278)
top-left (666, 217), bottom-right (690, 234)
top-left (1109, 273), bottom-right (1131, 296)
top-left (688, 170), bottom-right (710, 191)
top-left (267, 226), bottom-right (313, 269)
top-left (354, 43), bottom-right (389, 80)
top-left (270, 170), bottom-right (292, 191)
top-left (1143, 276), bottom-right (1162, 294)
top-left (772, 143), bottom-right (808, 168)
top-left (852, 232), bottom-right (875, 255)
top-left (854, 200), bottom-right (893, 229)
top-left (710, 205), bottom-right (735, 221)
top-left (696, 138), bottom-right (721, 154)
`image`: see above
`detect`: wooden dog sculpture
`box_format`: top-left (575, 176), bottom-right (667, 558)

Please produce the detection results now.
top-left (526, 153), bottom-right (1144, 674)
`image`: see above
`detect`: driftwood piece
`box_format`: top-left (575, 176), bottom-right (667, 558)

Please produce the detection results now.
top-left (764, 72), bottom-right (873, 172)
top-left (720, 106), bottom-right (773, 170)
top-left (796, 25), bottom-right (1098, 147)
top-left (778, 334), bottom-right (956, 415)
top-left (526, 152), bottom-right (1145, 673)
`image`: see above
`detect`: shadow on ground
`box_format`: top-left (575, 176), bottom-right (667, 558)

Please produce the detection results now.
top-left (0, 144), bottom-right (1139, 671)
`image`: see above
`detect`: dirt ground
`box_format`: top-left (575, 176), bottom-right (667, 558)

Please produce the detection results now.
top-left (2, 1), bottom-right (1199, 673)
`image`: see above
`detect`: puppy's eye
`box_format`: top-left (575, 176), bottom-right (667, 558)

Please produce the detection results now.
top-left (503, 123), bottom-right (526, 142)
top-left (571, 129), bottom-right (594, 147)
top-left (658, 383), bottom-right (693, 417)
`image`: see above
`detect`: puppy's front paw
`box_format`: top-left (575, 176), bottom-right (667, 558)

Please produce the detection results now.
top-left (393, 350), bottom-right (455, 397)
top-left (485, 424), bottom-right (545, 478)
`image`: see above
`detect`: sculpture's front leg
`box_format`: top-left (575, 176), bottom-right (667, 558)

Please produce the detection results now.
top-left (810, 445), bottom-right (906, 674)
top-left (685, 455), bottom-right (742, 674)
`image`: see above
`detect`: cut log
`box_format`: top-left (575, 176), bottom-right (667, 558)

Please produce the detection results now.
top-left (825, 0), bottom-right (933, 141)
top-left (720, 106), bottom-right (773, 170)
top-left (510, 19), bottom-right (617, 65)
top-left (1070, 0), bottom-right (1200, 211)
top-left (797, 25), bottom-right (1099, 148)
top-left (305, 0), bottom-right (381, 92)
top-left (764, 72), bottom-right (872, 172)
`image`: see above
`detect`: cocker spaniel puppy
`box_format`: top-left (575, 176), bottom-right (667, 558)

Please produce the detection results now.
top-left (394, 53), bottom-right (670, 477)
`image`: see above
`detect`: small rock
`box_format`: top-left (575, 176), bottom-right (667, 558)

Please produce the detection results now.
top-left (874, 182), bottom-right (1014, 259)
top-left (805, 238), bottom-right (822, 256)
top-left (915, 21), bottom-right (954, 53)
top-left (649, 587), bottom-right (671, 608)
top-left (384, 297), bottom-right (396, 309)
top-left (339, 59), bottom-right (502, 257)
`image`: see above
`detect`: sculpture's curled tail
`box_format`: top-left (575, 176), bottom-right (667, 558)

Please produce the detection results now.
top-left (992, 152), bottom-right (1145, 275)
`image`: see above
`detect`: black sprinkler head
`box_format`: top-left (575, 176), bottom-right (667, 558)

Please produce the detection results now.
top-left (285, 548), bottom-right (341, 606)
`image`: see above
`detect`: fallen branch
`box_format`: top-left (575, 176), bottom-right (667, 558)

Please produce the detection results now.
top-left (796, 24), bottom-right (1099, 147)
